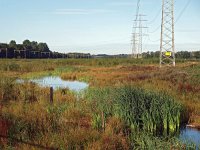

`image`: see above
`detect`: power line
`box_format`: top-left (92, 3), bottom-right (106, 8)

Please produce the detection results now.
top-left (132, 0), bottom-right (141, 34)
top-left (147, 35), bottom-right (160, 43)
top-left (147, 9), bottom-right (161, 34)
top-left (175, 0), bottom-right (192, 23)
top-left (135, 0), bottom-right (141, 21)
top-left (147, 25), bottom-right (160, 34)
top-left (149, 8), bottom-right (162, 24)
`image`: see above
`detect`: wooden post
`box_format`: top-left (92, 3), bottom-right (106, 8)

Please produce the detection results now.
top-left (101, 111), bottom-right (105, 131)
top-left (50, 87), bottom-right (53, 104)
top-left (6, 48), bottom-right (8, 59)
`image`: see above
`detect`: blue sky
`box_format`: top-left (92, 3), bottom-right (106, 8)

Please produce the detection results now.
top-left (0, 0), bottom-right (199, 54)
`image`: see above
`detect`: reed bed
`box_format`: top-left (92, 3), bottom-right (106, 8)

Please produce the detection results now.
top-left (86, 86), bottom-right (187, 136)
top-left (85, 86), bottom-right (198, 149)
top-left (114, 86), bottom-right (186, 136)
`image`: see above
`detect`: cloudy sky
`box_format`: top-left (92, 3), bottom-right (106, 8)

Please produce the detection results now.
top-left (0, 0), bottom-right (199, 54)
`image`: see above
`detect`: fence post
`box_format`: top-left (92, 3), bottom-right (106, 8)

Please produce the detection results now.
top-left (50, 87), bottom-right (53, 104)
top-left (101, 111), bottom-right (105, 131)
top-left (6, 48), bottom-right (8, 58)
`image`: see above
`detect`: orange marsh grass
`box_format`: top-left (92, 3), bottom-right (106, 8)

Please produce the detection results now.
top-left (0, 80), bottom-right (130, 149)
top-left (61, 63), bottom-right (200, 124)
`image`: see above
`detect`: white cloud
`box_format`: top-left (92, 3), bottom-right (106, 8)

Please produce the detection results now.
top-left (108, 1), bottom-right (151, 7)
top-left (108, 2), bottom-right (136, 6)
top-left (52, 9), bottom-right (113, 15)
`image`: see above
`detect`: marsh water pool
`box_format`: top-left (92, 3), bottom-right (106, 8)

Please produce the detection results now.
top-left (19, 76), bottom-right (89, 92)
top-left (179, 127), bottom-right (200, 147)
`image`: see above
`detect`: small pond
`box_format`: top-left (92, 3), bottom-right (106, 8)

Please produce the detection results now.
top-left (19, 76), bottom-right (89, 92)
top-left (179, 127), bottom-right (200, 148)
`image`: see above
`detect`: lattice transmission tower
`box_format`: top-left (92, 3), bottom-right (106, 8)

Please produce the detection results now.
top-left (160, 0), bottom-right (175, 67)
top-left (132, 14), bottom-right (147, 58)
top-left (131, 0), bottom-right (147, 59)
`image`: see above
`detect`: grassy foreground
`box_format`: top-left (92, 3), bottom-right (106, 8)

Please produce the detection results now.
top-left (0, 58), bottom-right (200, 149)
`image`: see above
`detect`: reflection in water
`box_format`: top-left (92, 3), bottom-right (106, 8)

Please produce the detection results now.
top-left (31, 76), bottom-right (88, 92)
top-left (19, 76), bottom-right (89, 92)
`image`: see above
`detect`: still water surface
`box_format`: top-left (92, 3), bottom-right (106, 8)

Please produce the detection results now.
top-left (179, 127), bottom-right (200, 147)
top-left (22, 76), bottom-right (89, 92)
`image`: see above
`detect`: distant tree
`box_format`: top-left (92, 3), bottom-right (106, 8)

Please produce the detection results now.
top-left (0, 43), bottom-right (8, 49)
top-left (31, 41), bottom-right (38, 51)
top-left (23, 39), bottom-right (32, 50)
top-left (193, 51), bottom-right (200, 59)
top-left (176, 51), bottom-right (191, 59)
top-left (145, 51), bottom-right (153, 58)
top-left (9, 40), bottom-right (17, 49)
top-left (16, 44), bottom-right (24, 50)
top-left (154, 51), bottom-right (160, 58)
top-left (38, 43), bottom-right (49, 52)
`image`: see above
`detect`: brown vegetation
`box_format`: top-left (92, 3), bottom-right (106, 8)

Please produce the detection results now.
top-left (0, 59), bottom-right (199, 149)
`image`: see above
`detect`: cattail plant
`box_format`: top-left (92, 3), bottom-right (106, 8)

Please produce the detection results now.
top-left (113, 86), bottom-right (185, 136)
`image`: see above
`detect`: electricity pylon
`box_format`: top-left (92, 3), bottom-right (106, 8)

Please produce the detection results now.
top-left (132, 14), bottom-right (147, 58)
top-left (160, 0), bottom-right (175, 67)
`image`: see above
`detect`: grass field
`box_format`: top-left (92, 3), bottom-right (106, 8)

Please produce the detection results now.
top-left (0, 58), bottom-right (200, 149)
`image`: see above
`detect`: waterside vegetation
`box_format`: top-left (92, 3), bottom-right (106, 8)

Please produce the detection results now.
top-left (0, 58), bottom-right (200, 149)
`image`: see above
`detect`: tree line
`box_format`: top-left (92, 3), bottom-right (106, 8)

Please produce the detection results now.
top-left (142, 51), bottom-right (200, 59)
top-left (0, 40), bottom-right (91, 59)
top-left (1, 40), bottom-right (199, 59)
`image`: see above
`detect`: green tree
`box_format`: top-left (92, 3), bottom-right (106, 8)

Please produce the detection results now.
top-left (0, 43), bottom-right (8, 49)
top-left (194, 51), bottom-right (200, 59)
top-left (38, 43), bottom-right (49, 52)
top-left (31, 41), bottom-right (38, 51)
top-left (23, 39), bottom-right (32, 50)
top-left (9, 40), bottom-right (17, 49)
top-left (16, 44), bottom-right (24, 50)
